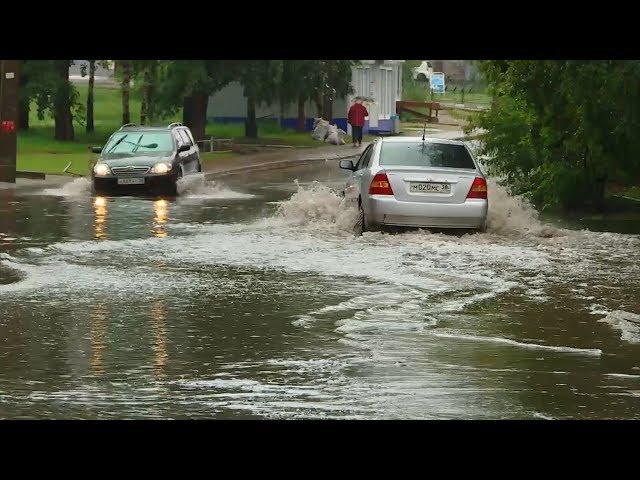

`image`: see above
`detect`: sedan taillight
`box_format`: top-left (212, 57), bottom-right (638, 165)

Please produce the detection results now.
top-left (369, 172), bottom-right (394, 195)
top-left (466, 177), bottom-right (488, 199)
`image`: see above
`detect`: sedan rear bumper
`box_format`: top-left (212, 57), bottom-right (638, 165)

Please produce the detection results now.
top-left (366, 196), bottom-right (488, 229)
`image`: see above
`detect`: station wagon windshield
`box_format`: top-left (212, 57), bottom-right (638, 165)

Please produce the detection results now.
top-left (379, 142), bottom-right (476, 169)
top-left (104, 132), bottom-right (174, 154)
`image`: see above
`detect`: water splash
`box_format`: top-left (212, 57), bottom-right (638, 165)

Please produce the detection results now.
top-left (598, 310), bottom-right (640, 344)
top-left (176, 174), bottom-right (255, 200)
top-left (485, 179), bottom-right (559, 238)
top-left (262, 177), bottom-right (560, 239)
top-left (41, 177), bottom-right (92, 197)
top-left (268, 180), bottom-right (358, 233)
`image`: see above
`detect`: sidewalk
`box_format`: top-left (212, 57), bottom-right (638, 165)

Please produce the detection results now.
top-left (202, 127), bottom-right (468, 179)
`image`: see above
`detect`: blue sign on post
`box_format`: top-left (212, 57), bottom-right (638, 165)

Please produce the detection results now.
top-left (430, 72), bottom-right (445, 94)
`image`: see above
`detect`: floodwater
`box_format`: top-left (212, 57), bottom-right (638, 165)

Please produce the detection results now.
top-left (1, 160), bottom-right (639, 419)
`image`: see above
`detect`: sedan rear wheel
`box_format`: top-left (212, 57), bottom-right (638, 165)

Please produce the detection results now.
top-left (354, 204), bottom-right (366, 237)
top-left (474, 220), bottom-right (488, 234)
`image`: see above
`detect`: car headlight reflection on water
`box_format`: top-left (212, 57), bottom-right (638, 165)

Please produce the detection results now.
top-left (94, 163), bottom-right (110, 176)
top-left (151, 162), bottom-right (172, 174)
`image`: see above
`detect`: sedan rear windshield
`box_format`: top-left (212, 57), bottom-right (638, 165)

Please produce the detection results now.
top-left (379, 142), bottom-right (476, 169)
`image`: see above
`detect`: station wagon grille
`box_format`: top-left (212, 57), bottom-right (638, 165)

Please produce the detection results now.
top-left (111, 166), bottom-right (150, 175)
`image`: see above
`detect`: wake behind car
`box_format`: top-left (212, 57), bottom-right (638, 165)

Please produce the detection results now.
top-left (91, 123), bottom-right (202, 195)
top-left (340, 136), bottom-right (488, 235)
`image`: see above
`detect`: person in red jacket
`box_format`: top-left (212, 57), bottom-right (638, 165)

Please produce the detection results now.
top-left (347, 97), bottom-right (368, 147)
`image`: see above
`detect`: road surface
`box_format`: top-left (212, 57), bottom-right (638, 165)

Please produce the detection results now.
top-left (1, 161), bottom-right (640, 419)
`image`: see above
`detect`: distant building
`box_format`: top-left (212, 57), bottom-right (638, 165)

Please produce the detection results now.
top-left (429, 60), bottom-right (476, 85)
top-left (206, 60), bottom-right (404, 134)
top-left (69, 60), bottom-right (116, 86)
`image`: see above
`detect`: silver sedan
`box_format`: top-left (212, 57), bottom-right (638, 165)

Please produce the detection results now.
top-left (340, 136), bottom-right (488, 234)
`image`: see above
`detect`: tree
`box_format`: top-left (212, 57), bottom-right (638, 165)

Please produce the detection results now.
top-left (277, 61), bottom-right (323, 132)
top-left (116, 60), bottom-right (132, 125)
top-left (20, 60), bottom-right (84, 141)
top-left (53, 60), bottom-right (76, 141)
top-left (234, 60), bottom-right (283, 138)
top-left (21, 60), bottom-right (54, 133)
top-left (18, 60), bottom-right (30, 131)
top-left (152, 60), bottom-right (236, 140)
top-left (86, 60), bottom-right (96, 133)
top-left (81, 60), bottom-right (113, 134)
top-left (80, 60), bottom-right (99, 134)
top-left (467, 60), bottom-right (640, 211)
top-left (317, 60), bottom-right (356, 121)
top-left (132, 60), bottom-right (159, 125)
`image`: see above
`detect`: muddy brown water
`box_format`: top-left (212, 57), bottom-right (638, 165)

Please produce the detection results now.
top-left (0, 161), bottom-right (639, 419)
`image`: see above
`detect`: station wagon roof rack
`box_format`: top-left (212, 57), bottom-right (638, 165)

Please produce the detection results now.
top-left (167, 122), bottom-right (183, 129)
top-left (119, 123), bottom-right (138, 130)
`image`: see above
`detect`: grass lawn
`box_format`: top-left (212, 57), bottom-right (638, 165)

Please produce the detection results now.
top-left (448, 108), bottom-right (479, 122)
top-left (17, 84), bottom-right (181, 176)
top-left (206, 122), bottom-right (319, 147)
top-left (623, 186), bottom-right (640, 200)
top-left (430, 92), bottom-right (491, 105)
top-left (403, 81), bottom-right (491, 106)
top-left (18, 84), bottom-right (353, 175)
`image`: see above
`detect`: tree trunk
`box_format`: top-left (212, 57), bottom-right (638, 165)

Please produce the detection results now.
top-left (297, 95), bottom-right (306, 132)
top-left (245, 96), bottom-right (257, 139)
top-left (187, 91), bottom-right (208, 141)
top-left (140, 90), bottom-right (148, 125)
top-left (315, 92), bottom-right (323, 119)
top-left (182, 96), bottom-right (193, 126)
top-left (54, 60), bottom-right (74, 141)
top-left (279, 99), bottom-right (286, 129)
top-left (594, 174), bottom-right (607, 213)
top-left (18, 65), bottom-right (29, 131)
top-left (18, 97), bottom-right (30, 131)
top-left (86, 60), bottom-right (95, 134)
top-left (140, 65), bottom-right (155, 125)
top-left (322, 94), bottom-right (333, 122)
top-left (121, 60), bottom-right (131, 125)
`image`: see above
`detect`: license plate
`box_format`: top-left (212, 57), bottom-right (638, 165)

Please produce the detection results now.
top-left (410, 182), bottom-right (451, 193)
top-left (117, 178), bottom-right (145, 185)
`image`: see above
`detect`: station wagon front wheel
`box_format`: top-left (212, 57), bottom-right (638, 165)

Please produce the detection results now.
top-left (168, 168), bottom-right (183, 196)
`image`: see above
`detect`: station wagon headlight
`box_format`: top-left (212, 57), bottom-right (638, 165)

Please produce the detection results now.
top-left (151, 162), bottom-right (171, 174)
top-left (94, 163), bottom-right (110, 176)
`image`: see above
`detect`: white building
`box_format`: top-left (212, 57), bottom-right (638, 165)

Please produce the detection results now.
top-left (206, 60), bottom-right (404, 135)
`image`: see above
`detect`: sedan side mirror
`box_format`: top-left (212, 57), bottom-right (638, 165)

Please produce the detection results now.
top-left (91, 146), bottom-right (103, 154)
top-left (178, 144), bottom-right (191, 153)
top-left (339, 160), bottom-right (355, 171)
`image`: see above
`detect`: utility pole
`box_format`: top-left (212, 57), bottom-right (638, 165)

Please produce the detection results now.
top-left (0, 60), bottom-right (19, 183)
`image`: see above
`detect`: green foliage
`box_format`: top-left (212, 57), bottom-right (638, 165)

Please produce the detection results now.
top-left (22, 60), bottom-right (84, 125)
top-left (151, 60), bottom-right (236, 119)
top-left (20, 59), bottom-right (360, 142)
top-left (234, 60), bottom-right (283, 106)
top-left (468, 60), bottom-right (640, 210)
top-left (317, 60), bottom-right (357, 100)
top-left (274, 60), bottom-right (356, 122)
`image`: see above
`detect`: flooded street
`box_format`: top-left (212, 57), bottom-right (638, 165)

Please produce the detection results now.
top-left (1, 160), bottom-right (640, 419)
